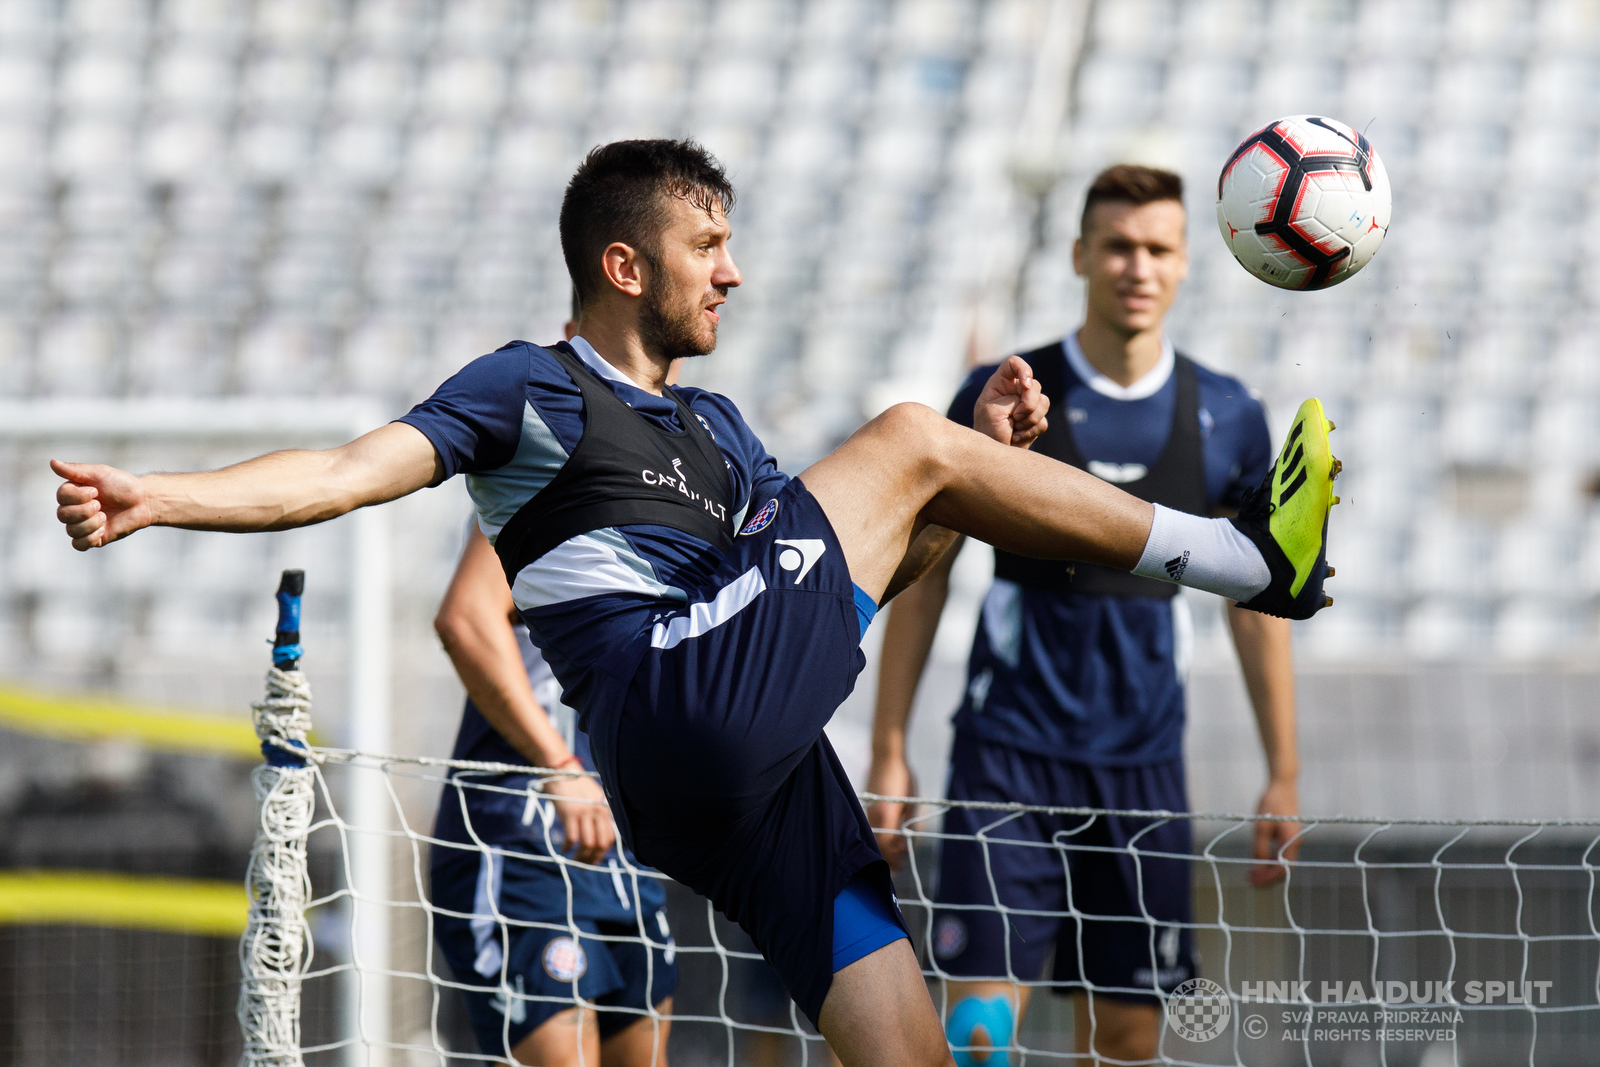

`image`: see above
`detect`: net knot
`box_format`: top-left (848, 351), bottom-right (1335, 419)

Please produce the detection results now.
top-left (252, 666), bottom-right (312, 746)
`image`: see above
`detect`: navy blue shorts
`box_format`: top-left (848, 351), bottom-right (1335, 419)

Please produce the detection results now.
top-left (432, 849), bottom-right (678, 1053)
top-left (930, 735), bottom-right (1196, 1003)
top-left (586, 478), bottom-right (905, 1027)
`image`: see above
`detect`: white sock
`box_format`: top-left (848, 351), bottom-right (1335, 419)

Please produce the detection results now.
top-left (1132, 504), bottom-right (1271, 602)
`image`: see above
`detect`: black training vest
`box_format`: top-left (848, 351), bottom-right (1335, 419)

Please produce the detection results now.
top-left (992, 341), bottom-right (1207, 599)
top-left (493, 343), bottom-right (735, 587)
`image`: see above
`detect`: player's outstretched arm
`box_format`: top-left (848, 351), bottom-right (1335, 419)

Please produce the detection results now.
top-left (52, 422), bottom-right (442, 551)
top-left (435, 525), bottom-right (615, 866)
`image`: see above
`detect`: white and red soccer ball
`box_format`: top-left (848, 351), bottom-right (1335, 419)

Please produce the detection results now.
top-left (1216, 115), bottom-right (1391, 291)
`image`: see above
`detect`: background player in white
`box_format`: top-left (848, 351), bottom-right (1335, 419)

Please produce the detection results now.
top-left (50, 140), bottom-right (1335, 1066)
top-left (868, 165), bottom-right (1302, 1066)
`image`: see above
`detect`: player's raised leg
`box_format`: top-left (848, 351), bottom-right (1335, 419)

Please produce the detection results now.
top-left (801, 381), bottom-right (1336, 620)
top-left (801, 397), bottom-right (1147, 603)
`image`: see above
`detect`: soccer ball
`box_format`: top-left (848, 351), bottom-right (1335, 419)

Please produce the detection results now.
top-left (1216, 115), bottom-right (1391, 291)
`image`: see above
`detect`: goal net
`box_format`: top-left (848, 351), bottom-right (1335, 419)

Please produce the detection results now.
top-left (240, 636), bottom-right (1600, 1067)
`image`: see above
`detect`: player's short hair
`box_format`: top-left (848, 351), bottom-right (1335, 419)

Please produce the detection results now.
top-left (560, 139), bottom-right (736, 304)
top-left (1080, 164), bottom-right (1185, 237)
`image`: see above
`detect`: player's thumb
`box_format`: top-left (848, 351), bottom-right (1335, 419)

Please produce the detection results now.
top-left (51, 459), bottom-right (111, 489)
top-left (51, 458), bottom-right (90, 482)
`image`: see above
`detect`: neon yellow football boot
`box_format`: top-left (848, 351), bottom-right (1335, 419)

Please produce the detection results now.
top-left (1232, 398), bottom-right (1339, 620)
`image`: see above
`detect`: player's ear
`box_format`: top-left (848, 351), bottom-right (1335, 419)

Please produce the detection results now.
top-left (1071, 236), bottom-right (1086, 277)
top-left (601, 242), bottom-right (646, 298)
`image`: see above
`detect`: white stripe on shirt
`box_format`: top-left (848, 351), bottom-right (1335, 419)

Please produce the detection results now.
top-left (511, 528), bottom-right (682, 610)
top-left (650, 567), bottom-right (766, 649)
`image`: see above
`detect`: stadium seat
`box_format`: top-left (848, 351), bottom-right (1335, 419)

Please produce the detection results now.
top-left (0, 0), bottom-right (1596, 682)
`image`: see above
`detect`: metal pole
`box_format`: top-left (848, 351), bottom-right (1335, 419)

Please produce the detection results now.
top-left (344, 495), bottom-right (393, 1067)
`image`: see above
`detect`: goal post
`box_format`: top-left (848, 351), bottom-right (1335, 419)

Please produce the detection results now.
top-left (0, 398), bottom-right (393, 1067)
top-left (240, 569), bottom-right (317, 1066)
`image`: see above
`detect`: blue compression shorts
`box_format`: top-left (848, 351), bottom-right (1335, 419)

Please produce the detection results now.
top-left (833, 867), bottom-right (908, 971)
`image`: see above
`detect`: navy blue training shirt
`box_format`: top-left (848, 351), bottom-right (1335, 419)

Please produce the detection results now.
top-left (398, 337), bottom-right (789, 724)
top-left (945, 336), bottom-right (1272, 765)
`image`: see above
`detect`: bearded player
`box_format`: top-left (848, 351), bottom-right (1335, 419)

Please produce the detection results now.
top-left (52, 140), bottom-right (1337, 1066)
top-left (869, 165), bottom-right (1306, 1066)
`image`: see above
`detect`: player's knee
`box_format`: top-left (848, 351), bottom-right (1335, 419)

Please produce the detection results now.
top-left (871, 400), bottom-right (938, 435)
top-left (867, 402), bottom-right (955, 471)
top-left (945, 995), bottom-right (1014, 1067)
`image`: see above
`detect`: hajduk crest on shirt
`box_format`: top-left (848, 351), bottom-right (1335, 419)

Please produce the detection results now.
top-left (740, 497), bottom-right (779, 536)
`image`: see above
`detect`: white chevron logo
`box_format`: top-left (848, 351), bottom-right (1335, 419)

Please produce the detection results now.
top-left (774, 538), bottom-right (826, 583)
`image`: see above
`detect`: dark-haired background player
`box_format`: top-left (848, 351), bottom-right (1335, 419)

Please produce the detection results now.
top-left (51, 140), bottom-right (1335, 1066)
top-left (868, 165), bottom-right (1303, 1066)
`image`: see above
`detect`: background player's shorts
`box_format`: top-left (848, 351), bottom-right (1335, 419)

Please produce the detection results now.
top-left (930, 734), bottom-right (1196, 1004)
top-left (432, 852), bottom-right (678, 1053)
top-left (587, 478), bottom-right (903, 1027)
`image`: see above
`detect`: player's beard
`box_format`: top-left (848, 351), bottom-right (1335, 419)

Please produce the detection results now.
top-left (639, 270), bottom-right (722, 362)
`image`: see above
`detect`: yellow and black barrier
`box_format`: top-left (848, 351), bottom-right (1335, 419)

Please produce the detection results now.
top-left (0, 682), bottom-right (278, 760)
top-left (0, 684), bottom-right (293, 937)
top-left (0, 869), bottom-right (248, 936)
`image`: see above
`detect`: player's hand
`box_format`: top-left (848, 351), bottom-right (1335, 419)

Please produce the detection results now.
top-left (543, 773), bottom-right (616, 866)
top-left (974, 355), bottom-right (1049, 449)
top-left (1250, 778), bottom-right (1302, 886)
top-left (52, 460), bottom-right (156, 551)
top-left (865, 754), bottom-right (918, 871)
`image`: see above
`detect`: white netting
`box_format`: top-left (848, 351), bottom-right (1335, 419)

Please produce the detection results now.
top-left (239, 667), bottom-right (318, 1067)
top-left (241, 741), bottom-right (1600, 1067)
